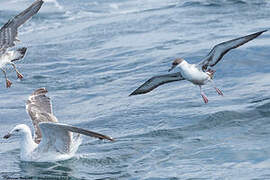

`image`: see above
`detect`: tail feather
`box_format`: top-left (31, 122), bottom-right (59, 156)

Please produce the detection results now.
top-left (11, 47), bottom-right (27, 62)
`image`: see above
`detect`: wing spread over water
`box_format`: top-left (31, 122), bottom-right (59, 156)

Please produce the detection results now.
top-left (0, 0), bottom-right (43, 55)
top-left (37, 122), bottom-right (114, 153)
top-left (197, 30), bottom-right (267, 71)
top-left (130, 72), bottom-right (184, 96)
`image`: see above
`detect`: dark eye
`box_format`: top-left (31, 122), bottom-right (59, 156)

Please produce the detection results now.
top-left (15, 129), bottom-right (19, 132)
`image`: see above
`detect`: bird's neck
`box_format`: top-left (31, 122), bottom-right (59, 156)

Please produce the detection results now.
top-left (20, 130), bottom-right (37, 159)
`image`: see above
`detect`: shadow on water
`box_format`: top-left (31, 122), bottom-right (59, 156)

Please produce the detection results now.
top-left (17, 160), bottom-right (75, 179)
top-left (1, 154), bottom-right (126, 179)
top-left (255, 102), bottom-right (270, 117)
top-left (127, 103), bottom-right (270, 141)
top-left (196, 110), bottom-right (257, 129)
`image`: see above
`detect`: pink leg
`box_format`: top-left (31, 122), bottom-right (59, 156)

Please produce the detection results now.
top-left (199, 85), bottom-right (208, 104)
top-left (215, 87), bottom-right (223, 96)
top-left (6, 79), bottom-right (12, 88)
top-left (10, 63), bottom-right (23, 79)
top-left (201, 93), bottom-right (209, 104)
top-left (210, 80), bottom-right (223, 96)
top-left (1, 68), bottom-right (12, 88)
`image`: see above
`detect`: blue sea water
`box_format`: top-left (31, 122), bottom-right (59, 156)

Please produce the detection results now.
top-left (0, 0), bottom-right (270, 179)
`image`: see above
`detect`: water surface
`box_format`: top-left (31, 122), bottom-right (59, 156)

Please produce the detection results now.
top-left (1, 0), bottom-right (270, 179)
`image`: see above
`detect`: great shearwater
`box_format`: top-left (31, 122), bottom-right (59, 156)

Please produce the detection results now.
top-left (0, 0), bottom-right (43, 88)
top-left (130, 30), bottom-right (267, 103)
top-left (3, 88), bottom-right (114, 162)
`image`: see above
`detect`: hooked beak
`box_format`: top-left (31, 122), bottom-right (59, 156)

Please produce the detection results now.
top-left (168, 64), bottom-right (177, 72)
top-left (3, 133), bottom-right (11, 139)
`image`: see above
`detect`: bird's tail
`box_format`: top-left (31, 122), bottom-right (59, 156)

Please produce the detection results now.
top-left (11, 47), bottom-right (27, 62)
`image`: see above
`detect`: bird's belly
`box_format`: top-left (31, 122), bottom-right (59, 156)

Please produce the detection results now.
top-left (0, 54), bottom-right (10, 67)
top-left (181, 69), bottom-right (209, 85)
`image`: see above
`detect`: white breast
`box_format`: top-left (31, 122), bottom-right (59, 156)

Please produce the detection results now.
top-left (0, 52), bottom-right (13, 67)
top-left (179, 63), bottom-right (210, 85)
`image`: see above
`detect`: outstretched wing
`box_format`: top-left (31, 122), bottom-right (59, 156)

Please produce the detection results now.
top-left (129, 72), bottom-right (184, 96)
top-left (0, 0), bottom-right (43, 54)
top-left (198, 30), bottom-right (267, 71)
top-left (38, 122), bottom-right (114, 153)
top-left (26, 88), bottom-right (57, 144)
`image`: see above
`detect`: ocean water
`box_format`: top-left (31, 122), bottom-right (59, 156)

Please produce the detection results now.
top-left (0, 0), bottom-right (270, 179)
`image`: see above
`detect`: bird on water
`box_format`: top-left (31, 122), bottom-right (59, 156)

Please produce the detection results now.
top-left (3, 88), bottom-right (114, 162)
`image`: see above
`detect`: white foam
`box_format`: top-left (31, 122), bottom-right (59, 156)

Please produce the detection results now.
top-left (43, 0), bottom-right (63, 10)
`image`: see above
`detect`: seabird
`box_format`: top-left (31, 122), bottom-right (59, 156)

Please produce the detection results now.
top-left (130, 30), bottom-right (267, 103)
top-left (3, 88), bottom-right (114, 162)
top-left (0, 0), bottom-right (43, 88)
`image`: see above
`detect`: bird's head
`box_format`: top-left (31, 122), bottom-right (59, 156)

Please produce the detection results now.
top-left (3, 124), bottom-right (30, 139)
top-left (168, 58), bottom-right (185, 72)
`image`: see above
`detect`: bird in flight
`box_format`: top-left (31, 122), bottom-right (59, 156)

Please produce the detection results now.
top-left (0, 0), bottom-right (43, 88)
top-left (3, 88), bottom-right (114, 162)
top-left (130, 30), bottom-right (267, 103)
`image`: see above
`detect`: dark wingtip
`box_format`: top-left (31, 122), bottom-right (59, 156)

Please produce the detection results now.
top-left (100, 136), bottom-right (115, 142)
top-left (245, 30), bottom-right (268, 39)
top-left (129, 88), bottom-right (141, 96)
top-left (129, 90), bottom-right (141, 96)
top-left (109, 137), bottom-right (115, 142)
top-left (18, 47), bottom-right (27, 55)
top-left (34, 0), bottom-right (44, 6)
top-left (129, 92), bottom-right (135, 96)
top-left (255, 30), bottom-right (268, 36)
top-left (3, 133), bottom-right (11, 139)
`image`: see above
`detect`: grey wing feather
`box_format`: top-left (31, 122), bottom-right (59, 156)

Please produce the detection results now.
top-left (26, 88), bottom-right (53, 115)
top-left (198, 30), bottom-right (267, 71)
top-left (26, 88), bottom-right (57, 144)
top-left (129, 72), bottom-right (184, 96)
top-left (45, 123), bottom-right (115, 141)
top-left (39, 122), bottom-right (114, 146)
top-left (0, 0), bottom-right (43, 53)
top-left (38, 122), bottom-right (72, 153)
top-left (38, 122), bottom-right (114, 154)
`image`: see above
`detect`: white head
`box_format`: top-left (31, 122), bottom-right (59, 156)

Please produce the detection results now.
top-left (168, 58), bottom-right (186, 72)
top-left (3, 124), bottom-right (31, 140)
